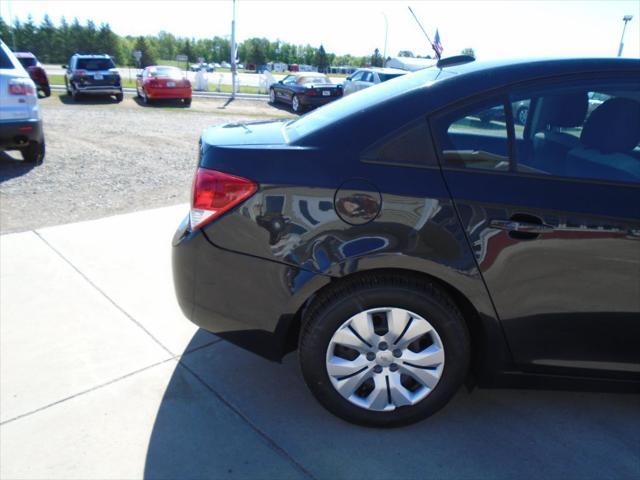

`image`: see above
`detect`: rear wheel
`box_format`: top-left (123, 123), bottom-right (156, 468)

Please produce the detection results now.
top-left (269, 88), bottom-right (276, 104)
top-left (21, 141), bottom-right (45, 165)
top-left (299, 274), bottom-right (470, 427)
top-left (115, 92), bottom-right (124, 102)
top-left (183, 98), bottom-right (192, 106)
top-left (292, 94), bottom-right (302, 113)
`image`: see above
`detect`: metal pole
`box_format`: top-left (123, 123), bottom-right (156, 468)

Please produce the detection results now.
top-left (382, 13), bottom-right (388, 61)
top-left (230, 0), bottom-right (237, 98)
top-left (617, 15), bottom-right (633, 57)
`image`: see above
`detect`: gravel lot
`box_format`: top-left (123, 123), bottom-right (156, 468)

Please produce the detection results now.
top-left (0, 93), bottom-right (293, 233)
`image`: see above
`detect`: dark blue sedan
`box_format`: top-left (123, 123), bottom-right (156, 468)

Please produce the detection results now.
top-left (173, 57), bottom-right (640, 427)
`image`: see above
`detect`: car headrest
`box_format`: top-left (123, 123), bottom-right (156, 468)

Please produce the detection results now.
top-left (581, 98), bottom-right (640, 154)
top-left (540, 92), bottom-right (588, 128)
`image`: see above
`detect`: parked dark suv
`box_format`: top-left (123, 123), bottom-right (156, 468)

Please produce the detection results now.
top-left (172, 57), bottom-right (640, 427)
top-left (64, 54), bottom-right (123, 102)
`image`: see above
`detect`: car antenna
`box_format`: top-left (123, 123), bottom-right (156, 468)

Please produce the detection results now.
top-left (408, 6), bottom-right (441, 60)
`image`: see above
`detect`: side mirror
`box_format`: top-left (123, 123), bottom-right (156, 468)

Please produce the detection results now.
top-left (346, 76), bottom-right (352, 81)
top-left (136, 73), bottom-right (142, 78)
top-left (278, 80), bottom-right (283, 84)
top-left (62, 65), bottom-right (68, 69)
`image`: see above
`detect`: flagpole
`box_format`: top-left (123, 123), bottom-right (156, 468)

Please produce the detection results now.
top-left (407, 6), bottom-right (440, 59)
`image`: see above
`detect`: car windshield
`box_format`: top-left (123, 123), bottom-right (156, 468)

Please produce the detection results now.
top-left (378, 73), bottom-right (405, 82)
top-left (286, 67), bottom-right (453, 142)
top-left (77, 58), bottom-right (116, 71)
top-left (17, 57), bottom-right (37, 68)
top-left (149, 67), bottom-right (182, 78)
top-left (299, 76), bottom-right (330, 84)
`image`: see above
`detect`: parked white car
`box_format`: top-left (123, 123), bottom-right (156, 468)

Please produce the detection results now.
top-left (343, 67), bottom-right (407, 96)
top-left (0, 40), bottom-right (44, 164)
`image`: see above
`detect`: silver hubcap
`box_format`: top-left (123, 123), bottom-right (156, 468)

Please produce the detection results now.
top-left (325, 307), bottom-right (445, 412)
top-left (270, 89), bottom-right (275, 102)
top-left (292, 96), bottom-right (299, 111)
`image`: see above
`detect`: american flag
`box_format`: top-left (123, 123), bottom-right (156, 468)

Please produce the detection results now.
top-left (433, 29), bottom-right (443, 58)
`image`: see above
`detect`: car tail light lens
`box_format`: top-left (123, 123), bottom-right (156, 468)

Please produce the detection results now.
top-left (307, 89), bottom-right (317, 96)
top-left (190, 168), bottom-right (258, 231)
top-left (8, 79), bottom-right (35, 96)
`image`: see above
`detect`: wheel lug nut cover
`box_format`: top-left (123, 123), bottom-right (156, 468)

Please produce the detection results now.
top-left (392, 349), bottom-right (402, 358)
top-left (366, 352), bottom-right (375, 361)
top-left (378, 342), bottom-right (388, 351)
top-left (389, 363), bottom-right (399, 372)
top-left (373, 365), bottom-right (383, 373)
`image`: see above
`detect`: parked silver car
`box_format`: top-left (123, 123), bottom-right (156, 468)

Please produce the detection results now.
top-left (343, 67), bottom-right (407, 96)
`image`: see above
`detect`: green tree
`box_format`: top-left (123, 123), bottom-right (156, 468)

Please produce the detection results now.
top-left (315, 44), bottom-right (328, 72)
top-left (371, 48), bottom-right (383, 67)
top-left (398, 50), bottom-right (414, 57)
top-left (461, 47), bottom-right (475, 58)
top-left (133, 36), bottom-right (158, 67)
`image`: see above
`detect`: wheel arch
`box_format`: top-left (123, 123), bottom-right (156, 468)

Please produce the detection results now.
top-left (282, 266), bottom-right (509, 382)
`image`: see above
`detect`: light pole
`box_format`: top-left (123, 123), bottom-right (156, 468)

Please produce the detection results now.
top-left (230, 0), bottom-right (237, 98)
top-left (382, 13), bottom-right (388, 62)
top-left (617, 15), bottom-right (633, 57)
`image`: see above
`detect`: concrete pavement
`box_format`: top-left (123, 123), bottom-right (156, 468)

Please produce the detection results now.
top-left (1, 205), bottom-right (639, 479)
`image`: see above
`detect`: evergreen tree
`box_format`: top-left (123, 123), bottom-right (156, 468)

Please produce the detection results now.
top-left (371, 48), bottom-right (383, 67)
top-left (133, 36), bottom-right (158, 67)
top-left (315, 44), bottom-right (328, 72)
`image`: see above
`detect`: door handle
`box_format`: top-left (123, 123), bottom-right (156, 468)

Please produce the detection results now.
top-left (490, 219), bottom-right (554, 234)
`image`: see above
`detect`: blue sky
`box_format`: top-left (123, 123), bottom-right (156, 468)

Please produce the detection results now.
top-left (1, 0), bottom-right (639, 59)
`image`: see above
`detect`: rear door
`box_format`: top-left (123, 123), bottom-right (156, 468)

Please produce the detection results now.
top-left (430, 75), bottom-right (640, 379)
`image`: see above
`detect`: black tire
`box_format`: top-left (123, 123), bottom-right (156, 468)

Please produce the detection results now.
top-left (43, 86), bottom-right (51, 98)
top-left (299, 273), bottom-right (470, 428)
top-left (71, 87), bottom-right (80, 102)
top-left (136, 87), bottom-right (142, 99)
top-left (65, 79), bottom-right (71, 96)
top-left (21, 141), bottom-right (45, 165)
top-left (291, 94), bottom-right (303, 113)
top-left (183, 98), bottom-right (192, 106)
top-left (269, 88), bottom-right (276, 104)
top-left (115, 92), bottom-right (124, 102)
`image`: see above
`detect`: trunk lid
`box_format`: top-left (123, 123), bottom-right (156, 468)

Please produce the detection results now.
top-left (201, 120), bottom-right (288, 147)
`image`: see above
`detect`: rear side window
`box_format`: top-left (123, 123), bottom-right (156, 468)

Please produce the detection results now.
top-left (362, 120), bottom-right (437, 167)
top-left (431, 99), bottom-right (511, 171)
top-left (17, 57), bottom-right (37, 68)
top-left (378, 73), bottom-right (404, 82)
top-left (512, 79), bottom-right (640, 184)
top-left (76, 58), bottom-right (116, 71)
top-left (0, 48), bottom-right (14, 69)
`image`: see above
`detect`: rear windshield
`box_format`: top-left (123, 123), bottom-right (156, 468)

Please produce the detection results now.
top-left (378, 73), bottom-right (405, 82)
top-left (0, 48), bottom-right (14, 69)
top-left (17, 57), bottom-right (37, 68)
top-left (286, 67), bottom-right (454, 142)
top-left (76, 58), bottom-right (116, 71)
top-left (149, 67), bottom-right (182, 78)
top-left (299, 76), bottom-right (330, 84)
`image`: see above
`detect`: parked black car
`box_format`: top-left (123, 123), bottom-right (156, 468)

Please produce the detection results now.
top-left (269, 72), bottom-right (343, 113)
top-left (64, 54), bottom-right (123, 102)
top-left (173, 57), bottom-right (640, 427)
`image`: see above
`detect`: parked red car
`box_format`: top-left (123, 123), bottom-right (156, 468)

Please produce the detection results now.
top-left (14, 52), bottom-right (50, 97)
top-left (135, 66), bottom-right (192, 105)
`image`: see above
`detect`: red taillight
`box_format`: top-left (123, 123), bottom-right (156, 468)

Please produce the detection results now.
top-left (306, 89), bottom-right (318, 96)
top-left (190, 168), bottom-right (258, 230)
top-left (8, 79), bottom-right (35, 96)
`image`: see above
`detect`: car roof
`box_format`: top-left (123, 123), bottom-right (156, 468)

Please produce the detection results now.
top-left (73, 54), bottom-right (112, 58)
top-left (295, 72), bottom-right (328, 77)
top-left (146, 65), bottom-right (180, 70)
top-left (432, 57), bottom-right (639, 81)
top-left (356, 67), bottom-right (407, 74)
